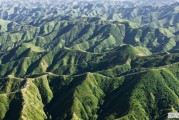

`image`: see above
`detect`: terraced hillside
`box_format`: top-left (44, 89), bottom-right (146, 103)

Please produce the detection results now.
top-left (0, 0), bottom-right (179, 120)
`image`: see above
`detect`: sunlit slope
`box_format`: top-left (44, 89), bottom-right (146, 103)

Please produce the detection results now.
top-left (1, 62), bottom-right (179, 119)
top-left (0, 18), bottom-right (177, 53)
top-left (0, 44), bottom-right (151, 77)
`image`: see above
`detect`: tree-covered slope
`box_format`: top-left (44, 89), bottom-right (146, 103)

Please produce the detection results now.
top-left (0, 0), bottom-right (179, 120)
top-left (0, 41), bottom-right (179, 119)
top-left (0, 18), bottom-right (177, 53)
top-left (1, 61), bottom-right (179, 120)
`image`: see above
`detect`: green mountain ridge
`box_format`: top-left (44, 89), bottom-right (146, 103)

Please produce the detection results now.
top-left (0, 43), bottom-right (150, 77)
top-left (1, 61), bottom-right (179, 119)
top-left (0, 42), bottom-right (179, 119)
top-left (0, 1), bottom-right (179, 120)
top-left (0, 18), bottom-right (177, 53)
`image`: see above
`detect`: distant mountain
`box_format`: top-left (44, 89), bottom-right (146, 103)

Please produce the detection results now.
top-left (1, 0), bottom-right (179, 5)
top-left (132, 0), bottom-right (179, 6)
top-left (0, 1), bottom-right (179, 53)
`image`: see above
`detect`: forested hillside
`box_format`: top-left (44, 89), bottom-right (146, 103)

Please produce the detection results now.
top-left (0, 0), bottom-right (179, 120)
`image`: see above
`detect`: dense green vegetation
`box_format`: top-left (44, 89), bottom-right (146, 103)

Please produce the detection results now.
top-left (0, 0), bottom-right (179, 120)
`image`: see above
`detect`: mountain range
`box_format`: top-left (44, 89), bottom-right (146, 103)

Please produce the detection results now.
top-left (0, 0), bottom-right (179, 120)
